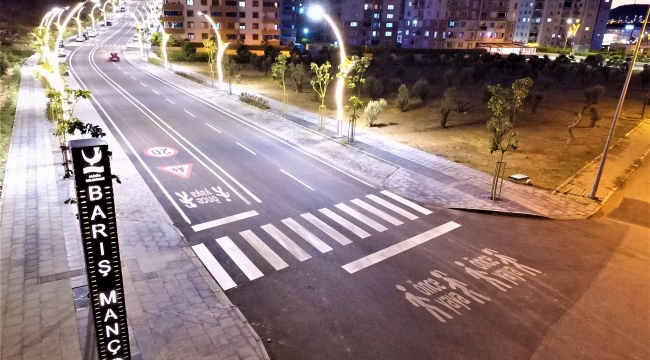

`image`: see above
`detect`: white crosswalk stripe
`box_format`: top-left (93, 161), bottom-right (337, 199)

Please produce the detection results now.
top-left (282, 218), bottom-right (333, 253)
top-left (216, 236), bottom-right (264, 281)
top-left (239, 230), bottom-right (289, 271)
top-left (301, 213), bottom-right (352, 245)
top-left (318, 208), bottom-right (371, 238)
top-left (192, 243), bottom-right (237, 290)
top-left (350, 199), bottom-right (404, 226)
top-left (380, 190), bottom-right (432, 215)
top-left (334, 203), bottom-right (388, 232)
top-left (366, 194), bottom-right (419, 220)
top-left (261, 224), bottom-right (311, 261)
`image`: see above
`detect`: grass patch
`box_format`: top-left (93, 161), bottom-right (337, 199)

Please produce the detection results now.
top-left (148, 57), bottom-right (163, 66)
top-left (174, 70), bottom-right (204, 84)
top-left (0, 64), bottom-right (22, 185)
top-left (239, 92), bottom-right (269, 110)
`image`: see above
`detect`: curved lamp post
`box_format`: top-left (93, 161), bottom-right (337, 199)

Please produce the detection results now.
top-left (127, 12), bottom-right (145, 57)
top-left (73, 4), bottom-right (86, 36)
top-left (53, 3), bottom-right (85, 76)
top-left (199, 11), bottom-right (229, 89)
top-left (102, 1), bottom-right (113, 25)
top-left (308, 5), bottom-right (350, 137)
top-left (90, 2), bottom-right (102, 30)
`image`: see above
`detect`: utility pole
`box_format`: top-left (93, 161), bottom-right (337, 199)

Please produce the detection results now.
top-left (589, 5), bottom-right (650, 200)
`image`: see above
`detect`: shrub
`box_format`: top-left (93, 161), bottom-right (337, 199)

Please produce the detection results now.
top-left (584, 85), bottom-right (605, 106)
top-left (400, 53), bottom-right (416, 66)
top-left (0, 53), bottom-right (9, 76)
top-left (588, 105), bottom-right (601, 127)
top-left (443, 68), bottom-right (455, 88)
top-left (363, 76), bottom-right (384, 100)
top-left (412, 79), bottom-right (430, 102)
top-left (396, 84), bottom-right (409, 112)
top-left (174, 71), bottom-right (203, 84)
top-left (180, 42), bottom-right (196, 58)
top-left (364, 99), bottom-right (388, 126)
top-left (457, 67), bottom-right (474, 86)
top-left (239, 92), bottom-right (270, 110)
top-left (529, 91), bottom-right (545, 114)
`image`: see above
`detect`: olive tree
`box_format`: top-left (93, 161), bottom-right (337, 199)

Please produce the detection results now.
top-left (272, 54), bottom-right (289, 115)
top-left (203, 39), bottom-right (217, 86)
top-left (310, 61), bottom-right (333, 130)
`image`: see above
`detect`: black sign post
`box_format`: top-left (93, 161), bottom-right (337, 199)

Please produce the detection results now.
top-left (70, 139), bottom-right (130, 360)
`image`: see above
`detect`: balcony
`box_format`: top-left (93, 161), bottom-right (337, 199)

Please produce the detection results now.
top-left (262, 6), bottom-right (280, 12)
top-left (262, 17), bottom-right (280, 24)
top-left (165, 27), bottom-right (185, 34)
top-left (162, 16), bottom-right (184, 22)
top-left (262, 29), bottom-right (281, 35)
top-left (211, 5), bottom-right (238, 12)
top-left (163, 2), bottom-right (183, 10)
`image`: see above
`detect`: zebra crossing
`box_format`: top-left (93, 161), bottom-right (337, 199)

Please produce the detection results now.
top-left (192, 191), bottom-right (431, 290)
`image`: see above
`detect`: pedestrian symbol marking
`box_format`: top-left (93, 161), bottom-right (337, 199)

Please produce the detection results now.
top-left (144, 146), bottom-right (178, 157)
top-left (157, 163), bottom-right (193, 179)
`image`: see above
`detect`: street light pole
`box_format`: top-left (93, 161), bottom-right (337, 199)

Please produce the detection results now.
top-left (199, 12), bottom-right (229, 90)
top-left (74, 4), bottom-right (86, 36)
top-left (589, 5), bottom-right (650, 200)
top-left (90, 2), bottom-right (101, 30)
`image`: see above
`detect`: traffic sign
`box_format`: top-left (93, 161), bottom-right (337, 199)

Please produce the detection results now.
top-left (144, 146), bottom-right (178, 157)
top-left (157, 163), bottom-right (193, 179)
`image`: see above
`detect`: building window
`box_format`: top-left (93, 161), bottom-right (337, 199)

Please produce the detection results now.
top-left (239, 12), bottom-right (246, 17)
top-left (433, 31), bottom-right (437, 38)
top-left (373, 13), bottom-right (379, 18)
top-left (384, 40), bottom-right (391, 45)
top-left (387, 4), bottom-right (394, 9)
top-left (188, 33), bottom-right (195, 39)
top-left (239, 23), bottom-right (246, 29)
top-left (405, 30), bottom-right (409, 35)
top-left (211, 11), bottom-right (222, 17)
top-left (240, 34), bottom-right (246, 40)
top-left (201, 22), bottom-right (208, 28)
top-left (253, 12), bottom-right (259, 18)
top-left (188, 21), bottom-right (194, 28)
top-left (253, 34), bottom-right (259, 40)
top-left (239, 1), bottom-right (245, 6)
top-left (364, 4), bottom-right (369, 10)
top-left (226, 12), bottom-right (237, 17)
top-left (387, 13), bottom-right (394, 19)
top-left (212, 0), bottom-right (219, 5)
top-left (385, 31), bottom-right (392, 36)
top-left (386, 23), bottom-right (393, 28)
top-left (585, 26), bottom-right (590, 31)
top-left (227, 23), bottom-right (235, 29)
top-left (226, 34), bottom-right (237, 40)
top-left (187, 0), bottom-right (194, 5)
top-left (253, 0), bottom-right (259, 5)
top-left (201, 0), bottom-right (208, 4)
top-left (424, 31), bottom-right (429, 36)
top-left (253, 23), bottom-right (259, 29)
top-left (202, 32), bottom-right (209, 39)
top-left (351, 22), bottom-right (358, 27)
top-left (187, 10), bottom-right (194, 17)
top-left (226, 0), bottom-right (237, 5)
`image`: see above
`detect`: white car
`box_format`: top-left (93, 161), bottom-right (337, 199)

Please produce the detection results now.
top-left (88, 31), bottom-right (98, 38)
top-left (75, 35), bottom-right (85, 42)
top-left (57, 48), bottom-right (66, 57)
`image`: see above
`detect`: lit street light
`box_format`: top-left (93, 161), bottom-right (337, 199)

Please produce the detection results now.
top-left (308, 5), bottom-right (351, 137)
top-left (90, 1), bottom-right (102, 31)
top-left (199, 11), bottom-right (230, 90)
top-left (102, 1), bottom-right (114, 25)
top-left (53, 3), bottom-right (84, 76)
top-left (74, 4), bottom-right (86, 36)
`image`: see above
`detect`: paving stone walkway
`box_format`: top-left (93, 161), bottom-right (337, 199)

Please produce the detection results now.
top-left (136, 51), bottom-right (650, 219)
top-left (0, 55), bottom-right (269, 360)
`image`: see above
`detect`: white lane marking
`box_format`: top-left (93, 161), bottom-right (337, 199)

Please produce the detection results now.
top-left (318, 208), bottom-right (370, 239)
top-left (140, 82), bottom-right (147, 87)
top-left (152, 89), bottom-right (159, 95)
top-left (184, 109), bottom-right (196, 117)
top-left (350, 199), bottom-right (404, 226)
top-left (125, 58), bottom-right (376, 189)
top-left (206, 123), bottom-right (222, 133)
top-left (334, 203), bottom-right (388, 232)
top-left (117, 66), bottom-right (121, 69)
top-left (239, 230), bottom-right (289, 271)
top-left (261, 224), bottom-right (311, 261)
top-left (301, 213), bottom-right (352, 246)
top-left (68, 45), bottom-right (191, 225)
top-left (130, 76), bottom-right (136, 80)
top-left (123, 71), bottom-right (127, 74)
top-left (280, 169), bottom-right (314, 191)
top-left (366, 194), bottom-right (418, 220)
top-left (192, 211), bottom-right (259, 232)
top-left (192, 243), bottom-right (237, 290)
top-left (216, 236), bottom-right (264, 281)
top-left (281, 218), bottom-right (333, 253)
top-left (342, 222), bottom-right (461, 274)
top-left (236, 142), bottom-right (256, 155)
top-left (380, 191), bottom-right (432, 215)
top-left (166, 98), bottom-right (175, 104)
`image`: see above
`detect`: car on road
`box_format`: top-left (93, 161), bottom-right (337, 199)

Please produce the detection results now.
top-left (120, 6), bottom-right (126, 11)
top-left (57, 48), bottom-right (66, 57)
top-left (88, 31), bottom-right (98, 38)
top-left (58, 40), bottom-right (64, 48)
top-left (109, 52), bottom-right (120, 61)
top-left (75, 35), bottom-right (85, 42)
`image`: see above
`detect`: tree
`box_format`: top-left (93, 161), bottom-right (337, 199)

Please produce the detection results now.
top-left (439, 87), bottom-right (457, 128)
top-left (151, 31), bottom-right (162, 47)
top-left (223, 56), bottom-right (241, 95)
top-left (583, 85), bottom-right (605, 114)
top-left (310, 61), bottom-right (333, 130)
top-left (486, 78), bottom-right (533, 199)
top-left (180, 41), bottom-right (196, 59)
top-left (272, 54), bottom-right (289, 115)
top-left (345, 55), bottom-right (371, 97)
top-left (288, 63), bottom-right (308, 92)
top-left (396, 84), bottom-right (409, 112)
top-left (235, 44), bottom-right (252, 63)
top-left (363, 76), bottom-right (384, 100)
top-left (203, 39), bottom-right (217, 86)
top-left (262, 56), bottom-right (273, 75)
top-left (364, 99), bottom-right (388, 126)
top-left (529, 91), bottom-right (545, 114)
top-left (587, 105), bottom-right (601, 128)
top-left (412, 79), bottom-right (430, 102)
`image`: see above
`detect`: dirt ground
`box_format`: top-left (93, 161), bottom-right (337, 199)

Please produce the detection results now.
top-left (175, 61), bottom-right (646, 190)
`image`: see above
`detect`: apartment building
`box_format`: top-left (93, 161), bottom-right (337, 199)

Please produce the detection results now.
top-left (512, 0), bottom-right (609, 50)
top-left (161, 0), bottom-right (282, 45)
top-left (400, 0), bottom-right (518, 49)
top-left (337, 0), bottom-right (403, 47)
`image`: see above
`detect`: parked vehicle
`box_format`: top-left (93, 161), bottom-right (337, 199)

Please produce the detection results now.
top-left (75, 35), bottom-right (85, 42)
top-left (88, 31), bottom-right (98, 38)
top-left (108, 52), bottom-right (120, 61)
top-left (57, 48), bottom-right (66, 57)
top-left (58, 40), bottom-right (64, 48)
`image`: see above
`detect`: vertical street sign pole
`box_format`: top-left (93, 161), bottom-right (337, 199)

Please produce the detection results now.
top-left (70, 139), bottom-right (131, 360)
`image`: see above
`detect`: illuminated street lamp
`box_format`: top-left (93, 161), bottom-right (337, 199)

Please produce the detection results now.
top-left (308, 5), bottom-right (351, 137)
top-left (102, 1), bottom-right (114, 25)
top-left (53, 3), bottom-right (85, 74)
top-left (73, 4), bottom-right (86, 36)
top-left (90, 1), bottom-right (102, 30)
top-left (199, 11), bottom-right (229, 89)
top-left (127, 12), bottom-right (145, 57)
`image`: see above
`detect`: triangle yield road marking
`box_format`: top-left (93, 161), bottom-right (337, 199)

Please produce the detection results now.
top-left (156, 163), bottom-right (193, 179)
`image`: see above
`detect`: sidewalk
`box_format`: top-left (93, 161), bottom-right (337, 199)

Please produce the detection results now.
top-left (136, 51), bottom-right (650, 219)
top-left (0, 55), bottom-right (269, 359)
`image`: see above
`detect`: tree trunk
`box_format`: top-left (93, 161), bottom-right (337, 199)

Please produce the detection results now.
top-left (566, 113), bottom-right (582, 144)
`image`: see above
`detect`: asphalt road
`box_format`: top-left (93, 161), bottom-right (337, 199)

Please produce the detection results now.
top-left (66, 6), bottom-right (646, 359)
